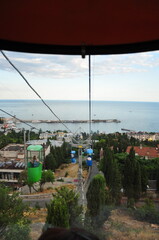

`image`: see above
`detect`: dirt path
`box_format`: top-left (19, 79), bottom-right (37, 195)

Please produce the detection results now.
top-left (54, 163), bottom-right (88, 179)
top-left (27, 208), bottom-right (47, 240)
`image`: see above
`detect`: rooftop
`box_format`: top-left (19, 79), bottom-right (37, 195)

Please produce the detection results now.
top-left (126, 146), bottom-right (159, 158)
top-left (0, 161), bottom-right (25, 169)
top-left (0, 144), bottom-right (24, 152)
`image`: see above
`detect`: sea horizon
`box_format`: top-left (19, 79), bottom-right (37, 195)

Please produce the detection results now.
top-left (1, 99), bottom-right (159, 133)
top-left (1, 99), bottom-right (159, 103)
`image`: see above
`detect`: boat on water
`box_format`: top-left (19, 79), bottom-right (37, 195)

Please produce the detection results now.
top-left (121, 128), bottom-right (135, 132)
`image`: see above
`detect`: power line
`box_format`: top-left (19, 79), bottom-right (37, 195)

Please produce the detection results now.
top-left (0, 50), bottom-right (73, 134)
top-left (0, 108), bottom-right (40, 131)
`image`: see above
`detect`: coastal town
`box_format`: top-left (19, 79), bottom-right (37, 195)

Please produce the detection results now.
top-left (1, 116), bottom-right (159, 186)
top-left (1, 115), bottom-right (159, 239)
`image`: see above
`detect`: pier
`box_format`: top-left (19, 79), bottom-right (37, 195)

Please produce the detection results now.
top-left (15, 119), bottom-right (121, 124)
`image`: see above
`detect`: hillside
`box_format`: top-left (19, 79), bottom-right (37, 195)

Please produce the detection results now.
top-left (103, 209), bottom-right (159, 240)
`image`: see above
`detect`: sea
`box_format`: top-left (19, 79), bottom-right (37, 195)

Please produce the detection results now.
top-left (0, 100), bottom-right (159, 134)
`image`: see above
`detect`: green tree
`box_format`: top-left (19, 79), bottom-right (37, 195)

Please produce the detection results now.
top-left (40, 170), bottom-right (55, 191)
top-left (0, 129), bottom-right (39, 148)
top-left (109, 159), bottom-right (122, 205)
top-left (46, 197), bottom-right (69, 228)
top-left (100, 147), bottom-right (114, 187)
top-left (45, 153), bottom-right (57, 171)
top-left (123, 148), bottom-right (136, 202)
top-left (140, 165), bottom-right (148, 192)
top-left (53, 186), bottom-right (82, 226)
top-left (156, 167), bottom-right (159, 192)
top-left (134, 161), bottom-right (142, 201)
top-left (46, 186), bottom-right (82, 228)
top-left (0, 184), bottom-right (30, 237)
top-left (86, 174), bottom-right (106, 217)
top-left (100, 148), bottom-right (122, 205)
top-left (123, 147), bottom-right (142, 205)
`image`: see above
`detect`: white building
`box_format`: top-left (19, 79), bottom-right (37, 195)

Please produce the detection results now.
top-left (49, 140), bottom-right (63, 147)
top-left (0, 144), bottom-right (24, 160)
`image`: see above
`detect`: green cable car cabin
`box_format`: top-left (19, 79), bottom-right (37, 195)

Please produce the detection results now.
top-left (27, 145), bottom-right (43, 183)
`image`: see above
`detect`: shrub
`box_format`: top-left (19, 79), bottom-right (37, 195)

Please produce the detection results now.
top-left (0, 184), bottom-right (30, 236)
top-left (4, 220), bottom-right (31, 240)
top-left (46, 197), bottom-right (69, 228)
top-left (132, 199), bottom-right (159, 224)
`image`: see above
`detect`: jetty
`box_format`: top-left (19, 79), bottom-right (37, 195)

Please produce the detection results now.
top-left (15, 119), bottom-right (121, 124)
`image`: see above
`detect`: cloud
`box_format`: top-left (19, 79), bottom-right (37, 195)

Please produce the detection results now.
top-left (93, 52), bottom-right (159, 75)
top-left (0, 50), bottom-right (159, 79)
top-left (0, 52), bottom-right (88, 78)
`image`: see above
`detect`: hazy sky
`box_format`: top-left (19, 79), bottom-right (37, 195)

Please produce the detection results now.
top-left (0, 50), bottom-right (159, 102)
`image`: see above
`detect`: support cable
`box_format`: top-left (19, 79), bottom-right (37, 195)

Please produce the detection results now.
top-left (0, 50), bottom-right (73, 134)
top-left (89, 55), bottom-right (91, 137)
top-left (0, 108), bottom-right (40, 131)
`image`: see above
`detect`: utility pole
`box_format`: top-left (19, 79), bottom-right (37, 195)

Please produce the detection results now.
top-left (89, 55), bottom-right (92, 138)
top-left (77, 145), bottom-right (85, 224)
top-left (24, 130), bottom-right (27, 168)
top-left (28, 130), bottom-right (30, 141)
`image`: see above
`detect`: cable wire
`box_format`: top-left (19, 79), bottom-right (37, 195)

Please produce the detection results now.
top-left (1, 50), bottom-right (80, 144)
top-left (89, 55), bottom-right (92, 136)
top-left (0, 108), bottom-right (40, 131)
top-left (0, 50), bottom-right (73, 134)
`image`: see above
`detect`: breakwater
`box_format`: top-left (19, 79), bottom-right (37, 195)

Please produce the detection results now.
top-left (16, 119), bottom-right (121, 124)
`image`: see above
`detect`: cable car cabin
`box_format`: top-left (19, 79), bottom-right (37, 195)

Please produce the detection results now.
top-left (71, 150), bottom-right (76, 164)
top-left (85, 149), bottom-right (93, 166)
top-left (27, 145), bottom-right (43, 183)
top-left (86, 148), bottom-right (93, 155)
top-left (86, 155), bottom-right (92, 166)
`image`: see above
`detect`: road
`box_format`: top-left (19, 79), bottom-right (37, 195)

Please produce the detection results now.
top-left (22, 194), bottom-right (52, 207)
top-left (84, 160), bottom-right (99, 192)
top-left (78, 160), bottom-right (99, 206)
top-left (23, 197), bottom-right (52, 208)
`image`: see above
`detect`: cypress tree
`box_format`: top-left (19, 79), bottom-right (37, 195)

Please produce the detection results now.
top-left (140, 165), bottom-right (148, 193)
top-left (100, 147), bottom-right (122, 204)
top-left (124, 147), bottom-right (136, 200)
top-left (45, 153), bottom-right (57, 171)
top-left (86, 174), bottom-right (106, 217)
top-left (110, 159), bottom-right (122, 205)
top-left (134, 161), bottom-right (141, 201)
top-left (156, 168), bottom-right (159, 192)
top-left (123, 147), bottom-right (142, 205)
top-left (100, 147), bottom-right (114, 187)
top-left (124, 157), bottom-right (135, 200)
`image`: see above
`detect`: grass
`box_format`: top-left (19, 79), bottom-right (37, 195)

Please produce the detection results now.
top-left (103, 208), bottom-right (159, 240)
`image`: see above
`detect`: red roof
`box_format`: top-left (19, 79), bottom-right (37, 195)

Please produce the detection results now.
top-left (126, 146), bottom-right (159, 158)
